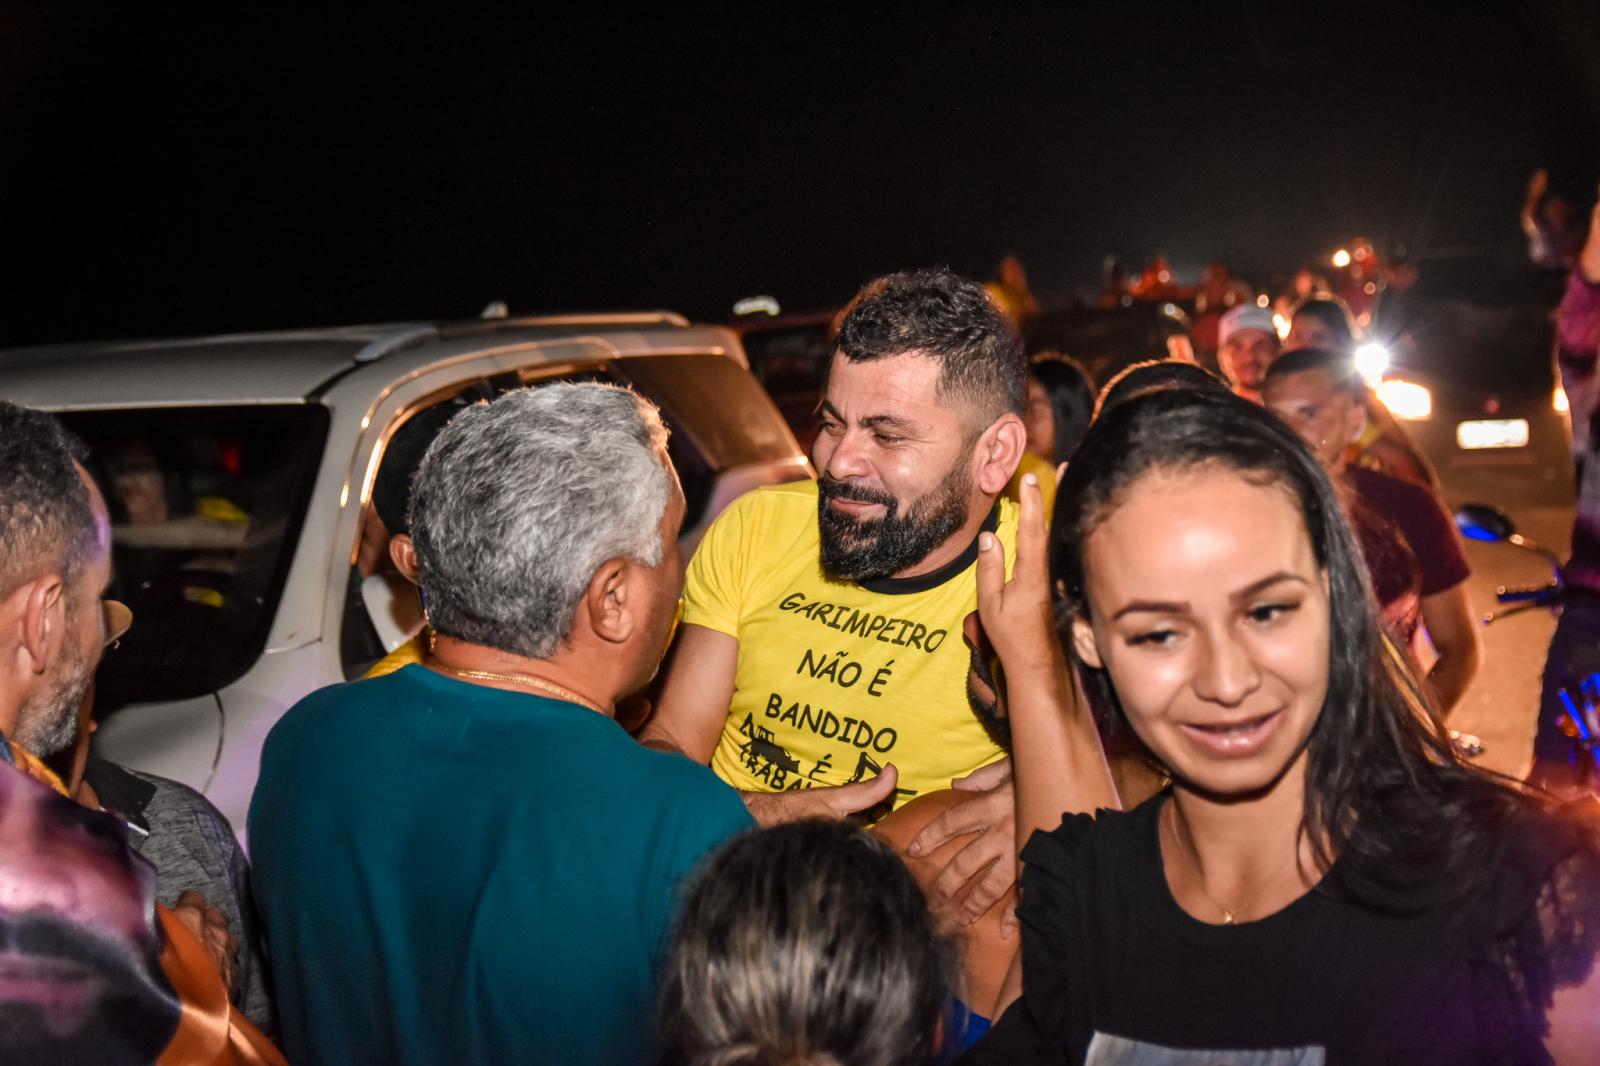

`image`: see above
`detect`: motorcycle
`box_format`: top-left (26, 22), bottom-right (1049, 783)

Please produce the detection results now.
top-left (1454, 503), bottom-right (1600, 792)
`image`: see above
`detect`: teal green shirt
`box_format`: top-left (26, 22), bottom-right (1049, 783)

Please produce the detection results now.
top-left (249, 665), bottom-right (752, 1065)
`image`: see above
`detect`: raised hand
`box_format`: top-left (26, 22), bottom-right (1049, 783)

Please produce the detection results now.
top-left (976, 472), bottom-right (1058, 669)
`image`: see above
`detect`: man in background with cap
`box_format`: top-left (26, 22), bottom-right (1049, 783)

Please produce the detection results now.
top-left (1216, 303), bottom-right (1281, 403)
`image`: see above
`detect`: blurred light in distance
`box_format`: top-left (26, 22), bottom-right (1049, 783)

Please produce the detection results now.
top-left (1376, 379), bottom-right (1432, 421)
top-left (733, 295), bottom-right (780, 317)
top-left (1332, 248), bottom-right (1352, 269)
top-left (1555, 385), bottom-right (1570, 414)
top-left (1255, 294), bottom-right (1270, 307)
top-left (1456, 419), bottom-right (1529, 450)
top-left (1272, 313), bottom-right (1290, 339)
top-left (1353, 342), bottom-right (1390, 386)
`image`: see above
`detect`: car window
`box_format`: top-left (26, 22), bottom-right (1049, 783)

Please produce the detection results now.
top-left (611, 354), bottom-right (798, 466)
top-left (59, 405), bottom-right (329, 707)
top-left (343, 355), bottom-right (797, 677)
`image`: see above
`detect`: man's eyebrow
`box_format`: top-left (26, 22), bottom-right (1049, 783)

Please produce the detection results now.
top-left (814, 402), bottom-right (920, 433)
top-left (860, 414), bottom-right (919, 432)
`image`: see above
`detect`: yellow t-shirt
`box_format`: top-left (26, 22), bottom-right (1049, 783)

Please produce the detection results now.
top-left (682, 480), bottom-right (1012, 813)
top-left (1004, 451), bottom-right (1057, 524)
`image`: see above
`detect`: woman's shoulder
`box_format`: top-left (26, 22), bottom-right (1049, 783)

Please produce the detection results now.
top-left (1473, 799), bottom-right (1600, 974)
top-left (1020, 795), bottom-right (1163, 879)
top-left (1431, 791), bottom-right (1600, 1054)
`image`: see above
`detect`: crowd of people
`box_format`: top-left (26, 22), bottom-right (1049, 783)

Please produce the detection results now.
top-left (5, 222), bottom-right (1600, 1063)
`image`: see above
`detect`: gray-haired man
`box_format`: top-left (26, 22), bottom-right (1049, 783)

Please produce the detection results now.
top-left (248, 383), bottom-right (753, 1066)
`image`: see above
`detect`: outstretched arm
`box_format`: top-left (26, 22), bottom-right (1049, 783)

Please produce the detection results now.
top-left (977, 472), bottom-right (1118, 853)
top-left (639, 623), bottom-right (738, 762)
top-left (643, 623), bottom-right (901, 825)
top-left (1419, 581), bottom-right (1482, 716)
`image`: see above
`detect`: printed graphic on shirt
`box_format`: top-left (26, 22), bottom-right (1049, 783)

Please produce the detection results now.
top-left (1086, 1032), bottom-right (1326, 1066)
top-left (683, 481), bottom-right (1010, 812)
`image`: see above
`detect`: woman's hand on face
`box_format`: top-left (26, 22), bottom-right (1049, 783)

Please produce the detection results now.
top-left (977, 472), bottom-right (1059, 672)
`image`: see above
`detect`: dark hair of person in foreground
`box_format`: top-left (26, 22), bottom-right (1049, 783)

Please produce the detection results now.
top-left (1051, 387), bottom-right (1571, 911)
top-left (658, 820), bottom-right (955, 1066)
top-left (1092, 358), bottom-right (1229, 420)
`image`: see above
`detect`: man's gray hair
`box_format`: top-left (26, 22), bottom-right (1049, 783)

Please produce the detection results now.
top-left (409, 382), bottom-right (671, 659)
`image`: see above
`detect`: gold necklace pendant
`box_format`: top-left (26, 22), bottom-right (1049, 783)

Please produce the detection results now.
top-left (1166, 801), bottom-right (1261, 927)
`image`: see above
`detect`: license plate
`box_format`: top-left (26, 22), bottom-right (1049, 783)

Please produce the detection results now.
top-left (1456, 418), bottom-right (1529, 450)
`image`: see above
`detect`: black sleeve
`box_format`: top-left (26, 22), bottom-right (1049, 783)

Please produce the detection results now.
top-left (959, 812), bottom-right (1098, 1065)
top-left (1473, 803), bottom-right (1600, 1036)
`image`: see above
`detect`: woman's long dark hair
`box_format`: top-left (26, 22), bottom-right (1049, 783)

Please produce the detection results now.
top-left (1050, 386), bottom-right (1531, 907)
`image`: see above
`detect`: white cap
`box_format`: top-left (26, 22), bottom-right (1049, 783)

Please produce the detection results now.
top-left (1218, 304), bottom-right (1277, 347)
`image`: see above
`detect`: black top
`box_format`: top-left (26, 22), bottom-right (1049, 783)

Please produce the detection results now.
top-left (962, 793), bottom-right (1600, 1065)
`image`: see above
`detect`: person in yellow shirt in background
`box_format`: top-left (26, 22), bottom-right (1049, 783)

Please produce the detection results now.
top-left (1007, 353), bottom-right (1095, 518)
top-left (642, 268), bottom-right (1087, 929)
top-left (359, 404), bottom-right (461, 679)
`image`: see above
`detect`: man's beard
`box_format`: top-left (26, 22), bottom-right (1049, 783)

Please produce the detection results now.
top-left (817, 459), bottom-right (973, 582)
top-left (14, 634), bottom-right (92, 759)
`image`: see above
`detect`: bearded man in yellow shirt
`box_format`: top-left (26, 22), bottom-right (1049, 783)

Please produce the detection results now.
top-left (642, 268), bottom-right (1034, 924)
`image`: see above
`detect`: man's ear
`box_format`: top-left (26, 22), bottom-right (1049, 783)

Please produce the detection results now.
top-left (975, 412), bottom-right (1028, 496)
top-left (584, 558), bottom-right (635, 646)
top-left (16, 576), bottom-right (65, 674)
top-left (389, 534), bottom-right (420, 584)
top-left (1070, 615), bottom-right (1104, 669)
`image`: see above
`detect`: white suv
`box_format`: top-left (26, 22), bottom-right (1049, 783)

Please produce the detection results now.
top-left (1, 312), bottom-right (809, 837)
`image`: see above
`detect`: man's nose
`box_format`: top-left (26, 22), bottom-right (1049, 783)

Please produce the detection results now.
top-left (823, 429), bottom-right (872, 480)
top-left (1192, 628), bottom-right (1261, 707)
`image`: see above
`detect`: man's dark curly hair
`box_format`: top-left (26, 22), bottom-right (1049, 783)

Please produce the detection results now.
top-left (0, 401), bottom-right (97, 597)
top-left (832, 268), bottom-right (1026, 426)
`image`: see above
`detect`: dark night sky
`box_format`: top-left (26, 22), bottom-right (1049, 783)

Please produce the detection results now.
top-left (4, 4), bottom-right (1599, 347)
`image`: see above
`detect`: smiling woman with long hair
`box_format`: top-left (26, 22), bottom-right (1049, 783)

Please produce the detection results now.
top-left (961, 388), bottom-right (1600, 1063)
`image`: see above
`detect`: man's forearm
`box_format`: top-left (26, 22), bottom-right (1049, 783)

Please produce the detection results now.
top-left (638, 732), bottom-right (689, 756)
top-left (1427, 648), bottom-right (1479, 717)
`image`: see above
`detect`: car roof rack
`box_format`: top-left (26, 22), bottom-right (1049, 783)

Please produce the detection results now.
top-left (352, 324), bottom-right (439, 363)
top-left (438, 310), bottom-right (690, 339)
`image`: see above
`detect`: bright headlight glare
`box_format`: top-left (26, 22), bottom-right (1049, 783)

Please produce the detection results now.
top-left (1376, 379), bottom-right (1432, 421)
top-left (1353, 343), bottom-right (1390, 387)
top-left (1555, 385), bottom-right (1570, 414)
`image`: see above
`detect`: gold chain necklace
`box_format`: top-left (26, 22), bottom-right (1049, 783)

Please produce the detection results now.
top-left (429, 661), bottom-right (606, 715)
top-left (1164, 800), bottom-right (1298, 926)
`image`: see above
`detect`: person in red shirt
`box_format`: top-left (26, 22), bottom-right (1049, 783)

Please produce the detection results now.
top-left (1262, 348), bottom-right (1480, 714)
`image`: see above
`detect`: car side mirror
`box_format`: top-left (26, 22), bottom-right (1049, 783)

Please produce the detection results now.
top-left (1455, 503), bottom-right (1516, 543)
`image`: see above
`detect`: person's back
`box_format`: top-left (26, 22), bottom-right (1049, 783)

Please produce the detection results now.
top-left (248, 382), bottom-right (754, 1064)
top-left (252, 665), bottom-right (749, 1065)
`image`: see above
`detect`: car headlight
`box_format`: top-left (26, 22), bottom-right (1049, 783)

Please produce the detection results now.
top-left (1376, 379), bottom-right (1432, 421)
